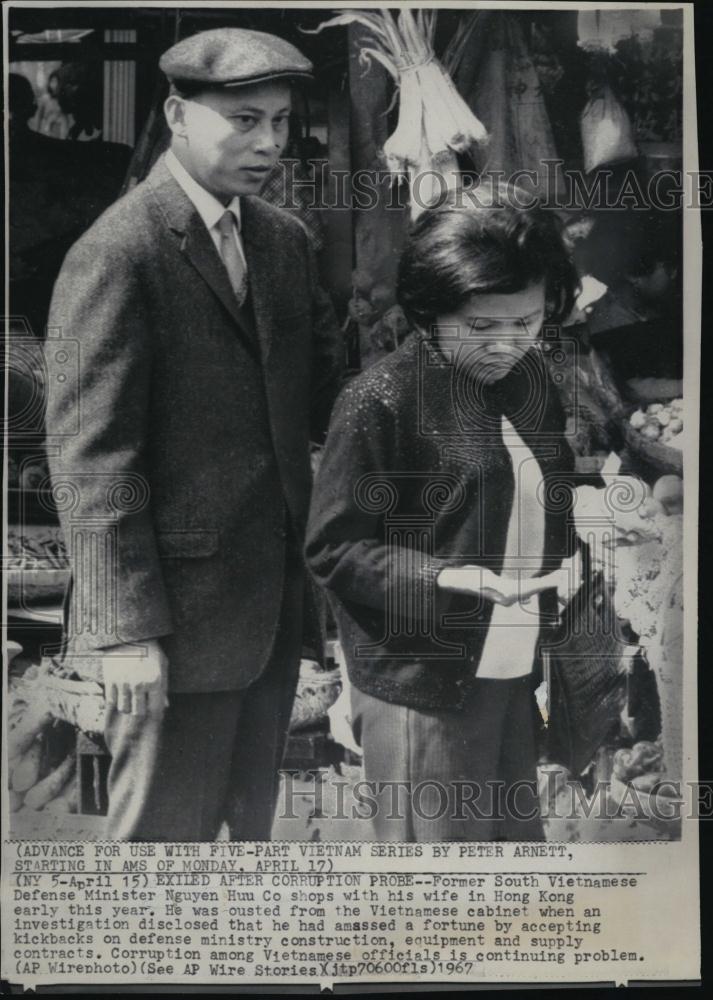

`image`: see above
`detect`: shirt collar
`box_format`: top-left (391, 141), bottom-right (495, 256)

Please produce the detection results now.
top-left (165, 148), bottom-right (241, 232)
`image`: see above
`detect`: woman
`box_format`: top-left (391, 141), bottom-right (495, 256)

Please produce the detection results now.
top-left (306, 185), bottom-right (582, 841)
top-left (34, 71), bottom-right (71, 139)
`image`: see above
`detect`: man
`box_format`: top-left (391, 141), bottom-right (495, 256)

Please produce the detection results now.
top-left (44, 28), bottom-right (342, 840)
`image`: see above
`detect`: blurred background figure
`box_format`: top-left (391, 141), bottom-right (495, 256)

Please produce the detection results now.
top-left (9, 70), bottom-right (131, 337)
top-left (9, 71), bottom-right (42, 140)
top-left (54, 62), bottom-right (104, 141)
top-left (33, 69), bottom-right (71, 138)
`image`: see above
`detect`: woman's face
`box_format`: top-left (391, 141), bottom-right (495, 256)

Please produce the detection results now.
top-left (435, 281), bottom-right (547, 384)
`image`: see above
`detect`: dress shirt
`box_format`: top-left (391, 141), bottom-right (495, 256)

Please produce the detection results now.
top-left (165, 148), bottom-right (247, 270)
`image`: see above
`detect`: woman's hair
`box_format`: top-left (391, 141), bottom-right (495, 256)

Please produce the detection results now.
top-left (396, 182), bottom-right (580, 330)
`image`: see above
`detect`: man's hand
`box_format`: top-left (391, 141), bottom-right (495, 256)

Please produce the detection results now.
top-left (101, 639), bottom-right (168, 717)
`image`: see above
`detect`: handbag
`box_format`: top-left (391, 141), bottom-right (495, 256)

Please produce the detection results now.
top-left (542, 559), bottom-right (629, 775)
top-left (624, 645), bottom-right (662, 743)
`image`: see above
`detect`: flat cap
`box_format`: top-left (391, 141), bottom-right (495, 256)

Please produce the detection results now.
top-left (159, 28), bottom-right (313, 89)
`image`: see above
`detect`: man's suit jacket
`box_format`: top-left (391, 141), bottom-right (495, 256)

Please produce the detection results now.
top-left (45, 155), bottom-right (342, 692)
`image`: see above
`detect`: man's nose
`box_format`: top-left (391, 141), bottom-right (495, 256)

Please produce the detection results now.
top-left (252, 122), bottom-right (284, 154)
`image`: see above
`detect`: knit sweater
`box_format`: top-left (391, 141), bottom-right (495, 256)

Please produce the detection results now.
top-left (306, 334), bottom-right (579, 710)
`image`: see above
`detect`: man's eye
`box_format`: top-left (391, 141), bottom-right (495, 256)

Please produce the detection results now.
top-left (273, 116), bottom-right (290, 128)
top-left (231, 115), bottom-right (257, 128)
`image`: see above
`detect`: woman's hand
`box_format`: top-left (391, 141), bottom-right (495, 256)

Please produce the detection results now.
top-left (437, 552), bottom-right (583, 608)
top-left (549, 551), bottom-right (584, 607)
top-left (437, 566), bottom-right (524, 606)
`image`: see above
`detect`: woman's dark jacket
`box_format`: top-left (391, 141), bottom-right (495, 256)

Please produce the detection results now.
top-left (306, 334), bottom-right (580, 710)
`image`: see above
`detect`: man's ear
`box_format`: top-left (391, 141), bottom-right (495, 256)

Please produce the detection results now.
top-left (164, 95), bottom-right (188, 138)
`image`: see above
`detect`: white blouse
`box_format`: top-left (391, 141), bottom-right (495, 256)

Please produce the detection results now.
top-left (476, 415), bottom-right (546, 679)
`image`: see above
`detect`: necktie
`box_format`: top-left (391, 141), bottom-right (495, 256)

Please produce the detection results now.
top-left (217, 209), bottom-right (248, 306)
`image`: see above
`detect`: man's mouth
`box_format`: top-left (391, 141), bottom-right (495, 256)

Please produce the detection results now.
top-left (241, 165), bottom-right (271, 175)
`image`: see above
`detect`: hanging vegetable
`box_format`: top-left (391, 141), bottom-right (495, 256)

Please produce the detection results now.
top-left (24, 753), bottom-right (76, 811)
top-left (306, 9), bottom-right (488, 216)
top-left (580, 83), bottom-right (638, 173)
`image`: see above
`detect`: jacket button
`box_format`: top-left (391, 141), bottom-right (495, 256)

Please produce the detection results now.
top-left (274, 525), bottom-right (287, 539)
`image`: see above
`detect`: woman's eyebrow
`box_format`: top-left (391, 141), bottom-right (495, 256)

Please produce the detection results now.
top-left (466, 309), bottom-right (544, 324)
top-left (229, 105), bottom-right (291, 115)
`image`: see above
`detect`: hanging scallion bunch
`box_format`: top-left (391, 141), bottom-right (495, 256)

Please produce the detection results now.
top-left (305, 8), bottom-right (488, 216)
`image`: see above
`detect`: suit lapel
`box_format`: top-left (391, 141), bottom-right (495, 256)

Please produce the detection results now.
top-left (146, 158), bottom-right (260, 359)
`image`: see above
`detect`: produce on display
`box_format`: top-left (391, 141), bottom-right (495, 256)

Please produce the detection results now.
top-left (289, 660), bottom-right (342, 731)
top-left (45, 778), bottom-right (79, 815)
top-left (8, 658), bottom-right (104, 815)
top-left (9, 790), bottom-right (25, 812)
top-left (8, 663), bottom-right (53, 765)
top-left (572, 476), bottom-right (661, 548)
top-left (628, 398), bottom-right (683, 449)
top-left (11, 740), bottom-right (43, 792)
top-left (570, 458), bottom-right (683, 794)
top-left (612, 740), bottom-right (670, 794)
top-left (6, 525), bottom-right (68, 570)
top-left (7, 525), bottom-right (70, 602)
top-left (652, 474), bottom-right (683, 514)
top-left (24, 753), bottom-right (76, 811)
top-left (12, 666), bottom-right (105, 734)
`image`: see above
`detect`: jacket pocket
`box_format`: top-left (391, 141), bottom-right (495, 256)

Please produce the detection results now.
top-left (273, 307), bottom-right (311, 326)
top-left (155, 529), bottom-right (220, 559)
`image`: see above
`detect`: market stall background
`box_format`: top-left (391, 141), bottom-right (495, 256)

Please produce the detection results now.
top-left (7, 5), bottom-right (684, 840)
